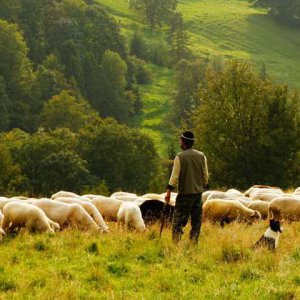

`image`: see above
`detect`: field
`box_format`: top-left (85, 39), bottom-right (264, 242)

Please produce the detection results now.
top-left (97, 0), bottom-right (300, 156)
top-left (1, 221), bottom-right (300, 299)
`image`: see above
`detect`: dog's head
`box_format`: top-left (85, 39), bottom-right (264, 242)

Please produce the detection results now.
top-left (270, 219), bottom-right (282, 233)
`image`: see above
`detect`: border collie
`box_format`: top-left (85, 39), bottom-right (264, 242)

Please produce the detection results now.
top-left (254, 219), bottom-right (283, 250)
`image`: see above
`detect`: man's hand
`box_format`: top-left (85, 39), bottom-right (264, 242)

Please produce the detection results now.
top-left (165, 189), bottom-right (171, 204)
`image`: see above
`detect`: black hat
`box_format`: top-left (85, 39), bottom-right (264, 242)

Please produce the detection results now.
top-left (181, 131), bottom-right (195, 141)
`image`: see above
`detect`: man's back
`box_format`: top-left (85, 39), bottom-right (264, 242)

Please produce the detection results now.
top-left (178, 149), bottom-right (207, 195)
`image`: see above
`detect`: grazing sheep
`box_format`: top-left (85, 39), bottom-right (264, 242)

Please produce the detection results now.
top-left (117, 201), bottom-right (146, 232)
top-left (91, 197), bottom-right (123, 221)
top-left (203, 199), bottom-right (261, 226)
top-left (0, 198), bottom-right (24, 212)
top-left (248, 200), bottom-right (270, 220)
top-left (54, 197), bottom-right (109, 232)
top-left (227, 189), bottom-right (243, 196)
top-left (269, 197), bottom-right (300, 221)
top-left (31, 199), bottom-right (101, 232)
top-left (201, 191), bottom-right (217, 203)
top-left (207, 192), bottom-right (232, 201)
top-left (244, 185), bottom-right (283, 198)
top-left (251, 192), bottom-right (281, 202)
top-left (139, 200), bottom-right (174, 225)
top-left (51, 191), bottom-right (81, 200)
top-left (1, 202), bottom-right (57, 234)
top-left (111, 192), bottom-right (138, 202)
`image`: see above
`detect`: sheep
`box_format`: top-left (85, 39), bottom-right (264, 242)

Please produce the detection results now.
top-left (251, 192), bottom-right (281, 202)
top-left (117, 201), bottom-right (147, 232)
top-left (203, 199), bottom-right (261, 226)
top-left (54, 197), bottom-right (109, 232)
top-left (111, 191), bottom-right (138, 202)
top-left (91, 197), bottom-right (123, 221)
top-left (244, 185), bottom-right (283, 198)
top-left (227, 189), bottom-right (243, 196)
top-left (247, 200), bottom-right (270, 220)
top-left (139, 200), bottom-right (174, 226)
top-left (51, 191), bottom-right (82, 200)
top-left (269, 196), bottom-right (300, 221)
top-left (1, 202), bottom-right (58, 234)
top-left (31, 199), bottom-right (102, 232)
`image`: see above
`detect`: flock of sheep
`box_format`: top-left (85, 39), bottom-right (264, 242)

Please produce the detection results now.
top-left (0, 185), bottom-right (299, 240)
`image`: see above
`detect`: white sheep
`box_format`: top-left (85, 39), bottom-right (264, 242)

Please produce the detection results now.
top-left (31, 199), bottom-right (101, 232)
top-left (269, 196), bottom-right (300, 221)
top-left (117, 201), bottom-right (147, 232)
top-left (247, 200), bottom-right (270, 220)
top-left (91, 197), bottom-right (123, 221)
top-left (51, 190), bottom-right (82, 200)
top-left (1, 202), bottom-right (59, 234)
top-left (203, 199), bottom-right (261, 225)
top-left (54, 197), bottom-right (109, 232)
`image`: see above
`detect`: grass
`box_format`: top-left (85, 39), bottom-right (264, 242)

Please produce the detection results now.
top-left (96, 0), bottom-right (300, 156)
top-left (1, 221), bottom-right (300, 299)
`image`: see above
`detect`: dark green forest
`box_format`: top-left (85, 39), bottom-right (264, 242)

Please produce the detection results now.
top-left (0, 0), bottom-right (299, 196)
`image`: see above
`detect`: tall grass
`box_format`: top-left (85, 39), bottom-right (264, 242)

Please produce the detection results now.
top-left (1, 221), bottom-right (300, 299)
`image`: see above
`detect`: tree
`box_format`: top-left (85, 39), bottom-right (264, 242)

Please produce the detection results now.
top-left (168, 12), bottom-right (190, 64)
top-left (129, 0), bottom-right (177, 28)
top-left (130, 30), bottom-right (148, 60)
top-left (78, 122), bottom-right (158, 193)
top-left (40, 90), bottom-right (99, 131)
top-left (0, 19), bottom-right (33, 129)
top-left (97, 51), bottom-right (129, 122)
top-left (193, 61), bottom-right (300, 189)
top-left (172, 59), bottom-right (207, 126)
top-left (16, 128), bottom-right (90, 196)
top-left (0, 77), bottom-right (10, 131)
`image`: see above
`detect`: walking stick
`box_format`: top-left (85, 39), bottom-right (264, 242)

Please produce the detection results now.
top-left (159, 203), bottom-right (167, 237)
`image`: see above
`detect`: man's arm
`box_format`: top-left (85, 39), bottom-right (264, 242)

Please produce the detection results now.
top-left (165, 156), bottom-right (180, 204)
top-left (203, 155), bottom-right (209, 189)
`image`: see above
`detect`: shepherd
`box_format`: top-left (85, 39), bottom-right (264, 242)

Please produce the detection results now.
top-left (165, 131), bottom-right (209, 244)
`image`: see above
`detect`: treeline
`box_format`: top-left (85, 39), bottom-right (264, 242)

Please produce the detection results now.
top-left (171, 59), bottom-right (300, 189)
top-left (253, 0), bottom-right (300, 24)
top-left (0, 115), bottom-right (161, 196)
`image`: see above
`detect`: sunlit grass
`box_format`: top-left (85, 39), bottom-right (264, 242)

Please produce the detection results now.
top-left (1, 221), bottom-right (300, 298)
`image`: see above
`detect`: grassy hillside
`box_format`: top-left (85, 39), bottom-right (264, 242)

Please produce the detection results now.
top-left (97, 0), bottom-right (300, 156)
top-left (1, 222), bottom-right (300, 299)
top-left (179, 0), bottom-right (300, 90)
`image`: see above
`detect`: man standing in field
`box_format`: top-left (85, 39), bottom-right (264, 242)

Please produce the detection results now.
top-left (165, 131), bottom-right (209, 244)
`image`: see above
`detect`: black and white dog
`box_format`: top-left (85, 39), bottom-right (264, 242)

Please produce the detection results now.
top-left (254, 219), bottom-right (283, 250)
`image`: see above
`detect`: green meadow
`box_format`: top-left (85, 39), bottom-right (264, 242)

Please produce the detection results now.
top-left (97, 0), bottom-right (300, 156)
top-left (1, 222), bottom-right (300, 299)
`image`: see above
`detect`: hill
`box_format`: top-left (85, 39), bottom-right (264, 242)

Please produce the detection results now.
top-left (97, 0), bottom-right (300, 156)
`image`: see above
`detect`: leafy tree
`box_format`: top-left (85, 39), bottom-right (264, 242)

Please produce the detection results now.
top-left (129, 0), bottom-right (177, 28)
top-left (16, 129), bottom-right (90, 196)
top-left (97, 51), bottom-right (129, 122)
top-left (193, 61), bottom-right (300, 189)
top-left (130, 30), bottom-right (148, 60)
top-left (0, 77), bottom-right (10, 131)
top-left (0, 19), bottom-right (33, 129)
top-left (40, 90), bottom-right (98, 131)
top-left (78, 122), bottom-right (158, 193)
top-left (0, 143), bottom-right (25, 196)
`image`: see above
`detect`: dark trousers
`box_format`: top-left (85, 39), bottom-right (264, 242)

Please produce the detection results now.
top-left (172, 193), bottom-right (202, 243)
